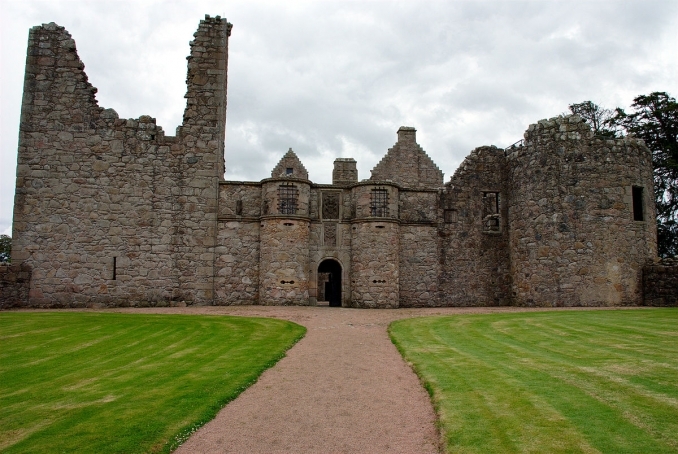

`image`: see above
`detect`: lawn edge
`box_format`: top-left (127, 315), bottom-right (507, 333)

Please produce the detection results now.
top-left (388, 319), bottom-right (445, 454)
top-left (161, 321), bottom-right (307, 453)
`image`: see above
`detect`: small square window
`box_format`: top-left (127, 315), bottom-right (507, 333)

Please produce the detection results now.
top-left (286, 168), bottom-right (293, 175)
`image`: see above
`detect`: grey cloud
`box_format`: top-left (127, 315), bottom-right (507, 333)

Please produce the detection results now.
top-left (0, 0), bottom-right (676, 235)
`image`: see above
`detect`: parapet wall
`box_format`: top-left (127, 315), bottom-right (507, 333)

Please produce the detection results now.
top-left (643, 258), bottom-right (678, 306)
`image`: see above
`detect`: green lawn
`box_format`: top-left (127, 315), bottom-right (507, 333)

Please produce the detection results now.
top-left (389, 309), bottom-right (678, 454)
top-left (0, 311), bottom-right (305, 453)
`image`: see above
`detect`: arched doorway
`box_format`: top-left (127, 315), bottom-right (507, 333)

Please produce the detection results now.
top-left (317, 259), bottom-right (342, 307)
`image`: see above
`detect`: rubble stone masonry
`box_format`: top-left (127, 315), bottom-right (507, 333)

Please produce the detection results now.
top-left (8, 16), bottom-right (666, 308)
top-left (643, 258), bottom-right (678, 306)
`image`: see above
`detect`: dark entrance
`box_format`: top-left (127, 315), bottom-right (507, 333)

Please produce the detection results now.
top-left (318, 259), bottom-right (342, 307)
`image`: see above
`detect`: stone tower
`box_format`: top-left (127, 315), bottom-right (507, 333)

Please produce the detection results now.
top-left (507, 116), bottom-right (657, 306)
top-left (258, 150), bottom-right (312, 305)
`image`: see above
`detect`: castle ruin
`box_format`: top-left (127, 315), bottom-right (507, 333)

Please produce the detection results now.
top-left (10, 16), bottom-right (658, 308)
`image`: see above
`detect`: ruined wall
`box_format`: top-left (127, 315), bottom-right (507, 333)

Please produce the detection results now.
top-left (12, 16), bottom-right (231, 306)
top-left (642, 258), bottom-right (678, 306)
top-left (0, 264), bottom-right (32, 309)
top-left (508, 116), bottom-right (656, 306)
top-left (439, 146), bottom-right (511, 306)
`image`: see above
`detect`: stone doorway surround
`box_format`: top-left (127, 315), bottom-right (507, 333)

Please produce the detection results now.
top-left (317, 259), bottom-right (342, 307)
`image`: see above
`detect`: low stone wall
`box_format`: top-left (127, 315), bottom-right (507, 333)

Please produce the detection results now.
top-left (0, 264), bottom-right (32, 309)
top-left (643, 258), bottom-right (678, 306)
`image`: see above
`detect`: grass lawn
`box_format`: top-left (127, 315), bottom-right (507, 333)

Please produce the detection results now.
top-left (0, 311), bottom-right (305, 453)
top-left (389, 308), bottom-right (678, 453)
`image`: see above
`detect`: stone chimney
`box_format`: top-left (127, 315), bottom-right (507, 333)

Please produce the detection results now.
top-left (397, 126), bottom-right (417, 144)
top-left (332, 158), bottom-right (358, 185)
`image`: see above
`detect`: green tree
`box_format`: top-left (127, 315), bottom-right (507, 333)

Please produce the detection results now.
top-left (609, 92), bottom-right (678, 258)
top-left (0, 235), bottom-right (10, 263)
top-left (568, 101), bottom-right (618, 138)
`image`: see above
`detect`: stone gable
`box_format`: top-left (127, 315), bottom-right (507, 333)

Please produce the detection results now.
top-left (370, 127), bottom-right (444, 189)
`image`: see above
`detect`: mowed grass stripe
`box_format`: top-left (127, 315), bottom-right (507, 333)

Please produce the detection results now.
top-left (390, 309), bottom-right (678, 453)
top-left (0, 312), bottom-right (305, 453)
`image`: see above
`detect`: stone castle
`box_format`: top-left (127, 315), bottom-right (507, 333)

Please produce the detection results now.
top-left (10, 16), bottom-right (659, 308)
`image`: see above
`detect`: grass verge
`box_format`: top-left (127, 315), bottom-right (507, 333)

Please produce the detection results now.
top-left (389, 308), bottom-right (678, 453)
top-left (0, 311), bottom-right (305, 453)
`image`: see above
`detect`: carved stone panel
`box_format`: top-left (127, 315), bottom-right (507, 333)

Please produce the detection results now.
top-left (324, 223), bottom-right (337, 247)
top-left (322, 192), bottom-right (340, 219)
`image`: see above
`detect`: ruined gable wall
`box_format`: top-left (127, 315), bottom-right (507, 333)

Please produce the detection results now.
top-left (12, 17), bottom-right (230, 306)
top-left (508, 116), bottom-right (656, 306)
top-left (172, 16), bottom-right (231, 304)
top-left (439, 146), bottom-right (511, 306)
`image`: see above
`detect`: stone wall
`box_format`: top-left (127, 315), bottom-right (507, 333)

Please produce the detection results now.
top-left (0, 264), bottom-right (32, 309)
top-left (439, 146), bottom-right (511, 306)
top-left (259, 218), bottom-right (311, 305)
top-left (643, 258), bottom-right (678, 306)
top-left (507, 116), bottom-right (656, 306)
top-left (399, 225), bottom-right (439, 307)
top-left (12, 16), bottom-right (231, 307)
top-left (214, 221), bottom-right (260, 304)
top-left (350, 220), bottom-right (400, 308)
top-left (219, 182), bottom-right (261, 218)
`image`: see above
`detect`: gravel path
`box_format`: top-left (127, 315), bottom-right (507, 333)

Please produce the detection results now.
top-left (106, 305), bottom-right (634, 453)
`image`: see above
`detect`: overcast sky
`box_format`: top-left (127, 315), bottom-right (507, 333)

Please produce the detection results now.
top-left (1, 0), bottom-right (677, 236)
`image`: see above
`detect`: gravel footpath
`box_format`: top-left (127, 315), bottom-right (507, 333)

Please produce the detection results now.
top-left (106, 305), bottom-right (633, 453)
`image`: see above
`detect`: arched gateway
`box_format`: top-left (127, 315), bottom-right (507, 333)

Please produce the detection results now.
top-left (317, 259), bottom-right (342, 307)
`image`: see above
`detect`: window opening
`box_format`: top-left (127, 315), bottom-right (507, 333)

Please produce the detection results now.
top-left (482, 192), bottom-right (501, 233)
top-left (632, 186), bottom-right (644, 221)
top-left (370, 188), bottom-right (389, 217)
top-left (286, 167), bottom-right (293, 175)
top-left (444, 209), bottom-right (458, 223)
top-left (278, 184), bottom-right (298, 215)
top-left (236, 199), bottom-right (243, 216)
top-left (112, 257), bottom-right (117, 280)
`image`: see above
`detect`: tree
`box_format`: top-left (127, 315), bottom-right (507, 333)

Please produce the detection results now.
top-left (609, 92), bottom-right (678, 257)
top-left (568, 101), bottom-right (618, 138)
top-left (0, 235), bottom-right (10, 263)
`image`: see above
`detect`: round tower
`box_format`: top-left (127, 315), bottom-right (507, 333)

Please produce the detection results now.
top-left (349, 182), bottom-right (400, 308)
top-left (507, 115), bottom-right (657, 306)
top-left (258, 174), bottom-right (312, 305)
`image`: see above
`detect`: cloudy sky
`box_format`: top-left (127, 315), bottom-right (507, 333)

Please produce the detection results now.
top-left (1, 0), bottom-right (677, 236)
